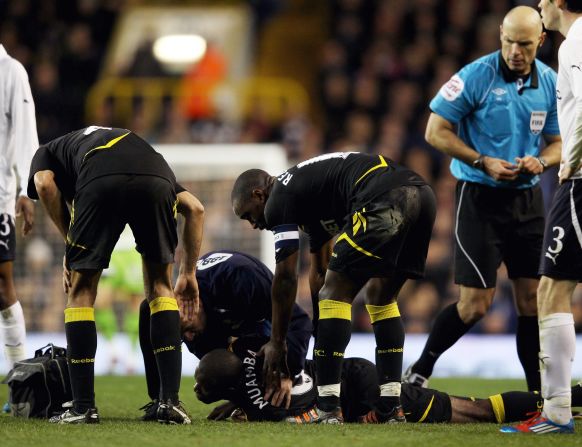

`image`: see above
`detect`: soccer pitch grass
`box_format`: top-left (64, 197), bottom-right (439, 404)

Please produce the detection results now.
top-left (1, 376), bottom-right (579, 447)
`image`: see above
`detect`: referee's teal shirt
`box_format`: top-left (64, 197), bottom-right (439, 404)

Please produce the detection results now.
top-left (430, 51), bottom-right (559, 189)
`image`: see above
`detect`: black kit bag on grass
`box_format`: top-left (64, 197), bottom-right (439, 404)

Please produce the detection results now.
top-left (2, 343), bottom-right (71, 418)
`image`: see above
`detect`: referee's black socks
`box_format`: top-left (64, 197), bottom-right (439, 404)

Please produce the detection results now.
top-left (367, 303), bottom-right (404, 413)
top-left (314, 299), bottom-right (352, 411)
top-left (149, 297), bottom-right (182, 403)
top-left (516, 315), bottom-right (541, 391)
top-left (413, 303), bottom-right (472, 378)
top-left (65, 307), bottom-right (97, 413)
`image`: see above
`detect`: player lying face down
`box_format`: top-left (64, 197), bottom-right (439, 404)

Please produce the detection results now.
top-left (138, 251), bottom-right (312, 419)
top-left (193, 336), bottom-right (582, 424)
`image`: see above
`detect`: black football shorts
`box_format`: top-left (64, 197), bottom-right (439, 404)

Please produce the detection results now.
top-left (66, 174), bottom-right (178, 270)
top-left (539, 179), bottom-right (582, 281)
top-left (328, 184), bottom-right (436, 280)
top-left (454, 181), bottom-right (544, 288)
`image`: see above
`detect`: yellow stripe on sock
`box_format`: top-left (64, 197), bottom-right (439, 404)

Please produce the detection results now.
top-left (149, 297), bottom-right (179, 315)
top-left (489, 394), bottom-right (506, 423)
top-left (366, 303), bottom-right (400, 323)
top-left (64, 307), bottom-right (95, 323)
top-left (319, 299), bottom-right (352, 321)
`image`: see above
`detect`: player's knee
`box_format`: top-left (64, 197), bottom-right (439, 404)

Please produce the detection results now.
top-left (458, 301), bottom-right (488, 324)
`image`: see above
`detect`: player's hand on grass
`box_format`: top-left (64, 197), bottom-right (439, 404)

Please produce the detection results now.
top-left (15, 196), bottom-right (34, 236)
top-left (515, 156), bottom-right (544, 175)
top-left (268, 377), bottom-right (292, 409)
top-left (207, 401), bottom-right (238, 421)
top-left (62, 255), bottom-right (71, 294)
top-left (174, 272), bottom-right (199, 322)
top-left (258, 339), bottom-right (290, 403)
top-left (483, 156), bottom-right (519, 181)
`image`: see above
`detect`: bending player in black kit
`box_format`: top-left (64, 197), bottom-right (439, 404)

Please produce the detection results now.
top-left (231, 152), bottom-right (436, 423)
top-left (194, 335), bottom-right (582, 425)
top-left (139, 251), bottom-right (312, 419)
top-left (27, 126), bottom-right (204, 424)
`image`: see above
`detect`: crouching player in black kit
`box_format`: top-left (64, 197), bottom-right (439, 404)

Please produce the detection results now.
top-left (231, 152), bottom-right (436, 423)
top-left (28, 126), bottom-right (204, 424)
top-left (139, 251), bottom-right (312, 419)
top-left (194, 336), bottom-right (582, 425)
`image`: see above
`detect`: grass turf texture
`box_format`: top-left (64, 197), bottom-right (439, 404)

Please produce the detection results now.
top-left (1, 377), bottom-right (580, 447)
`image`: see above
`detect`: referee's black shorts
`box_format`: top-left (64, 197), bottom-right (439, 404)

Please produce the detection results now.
top-left (454, 181), bottom-right (544, 288)
top-left (66, 174), bottom-right (178, 270)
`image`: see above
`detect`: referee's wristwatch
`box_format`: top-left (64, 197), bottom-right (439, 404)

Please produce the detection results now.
top-left (472, 155), bottom-right (485, 171)
top-left (536, 156), bottom-right (548, 171)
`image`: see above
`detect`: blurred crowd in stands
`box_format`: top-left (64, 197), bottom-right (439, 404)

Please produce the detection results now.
top-left (2, 0), bottom-right (582, 336)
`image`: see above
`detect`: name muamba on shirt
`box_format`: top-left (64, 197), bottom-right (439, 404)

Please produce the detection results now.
top-left (243, 349), bottom-right (269, 410)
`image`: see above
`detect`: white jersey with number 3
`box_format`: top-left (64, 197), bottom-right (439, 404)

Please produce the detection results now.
top-left (557, 18), bottom-right (582, 179)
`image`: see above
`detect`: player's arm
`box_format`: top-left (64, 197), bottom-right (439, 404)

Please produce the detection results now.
top-left (425, 112), bottom-right (518, 181)
top-left (33, 170), bottom-right (70, 241)
top-left (262, 250), bottom-right (298, 404)
top-left (308, 239), bottom-right (333, 330)
top-left (560, 105), bottom-right (582, 183)
top-left (11, 61), bottom-right (39, 236)
top-left (174, 190), bottom-right (204, 321)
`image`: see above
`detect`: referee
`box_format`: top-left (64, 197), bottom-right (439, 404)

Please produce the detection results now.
top-left (404, 6), bottom-right (561, 392)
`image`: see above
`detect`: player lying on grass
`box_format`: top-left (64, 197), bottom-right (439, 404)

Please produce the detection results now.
top-left (139, 251), bottom-right (312, 420)
top-left (193, 335), bottom-right (582, 424)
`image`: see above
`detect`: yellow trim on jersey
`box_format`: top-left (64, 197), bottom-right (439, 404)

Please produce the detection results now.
top-left (417, 395), bottom-right (435, 423)
top-left (172, 198), bottom-right (178, 219)
top-left (352, 209), bottom-right (367, 236)
top-left (319, 299), bottom-right (352, 321)
top-left (149, 297), bottom-right (179, 315)
top-left (336, 233), bottom-right (381, 259)
top-left (489, 394), bottom-right (506, 423)
top-left (66, 235), bottom-right (88, 250)
top-left (82, 131), bottom-right (130, 162)
top-left (65, 307), bottom-right (95, 323)
top-left (355, 155), bottom-right (388, 185)
top-left (366, 303), bottom-right (400, 323)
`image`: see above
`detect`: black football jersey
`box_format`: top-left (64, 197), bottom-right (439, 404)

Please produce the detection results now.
top-left (265, 152), bottom-right (427, 255)
top-left (27, 126), bottom-right (178, 201)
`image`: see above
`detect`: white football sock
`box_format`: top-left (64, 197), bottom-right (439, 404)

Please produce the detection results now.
top-left (1, 301), bottom-right (27, 369)
top-left (539, 313), bottom-right (575, 424)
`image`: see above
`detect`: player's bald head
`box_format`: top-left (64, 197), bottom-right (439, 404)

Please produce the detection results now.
top-left (194, 349), bottom-right (242, 403)
top-left (502, 5), bottom-right (543, 35)
top-left (231, 169), bottom-right (271, 208)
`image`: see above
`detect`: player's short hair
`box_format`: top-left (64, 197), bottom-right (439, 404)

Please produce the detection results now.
top-left (231, 169), bottom-right (270, 205)
top-left (565, 0), bottom-right (582, 13)
top-left (197, 349), bottom-right (242, 391)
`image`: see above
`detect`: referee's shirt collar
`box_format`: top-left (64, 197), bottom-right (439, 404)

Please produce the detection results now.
top-left (499, 51), bottom-right (538, 94)
top-left (0, 44), bottom-right (7, 60)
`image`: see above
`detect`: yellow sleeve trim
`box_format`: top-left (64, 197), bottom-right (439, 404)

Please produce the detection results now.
top-left (149, 297), bottom-right (179, 314)
top-left (65, 307), bottom-right (95, 323)
top-left (355, 155), bottom-right (388, 185)
top-left (319, 299), bottom-right (352, 321)
top-left (489, 394), bottom-right (506, 423)
top-left (366, 303), bottom-right (400, 323)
